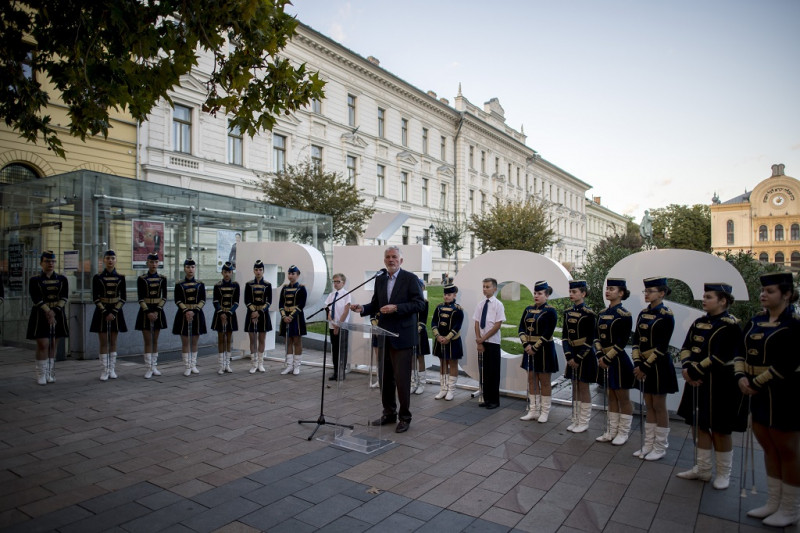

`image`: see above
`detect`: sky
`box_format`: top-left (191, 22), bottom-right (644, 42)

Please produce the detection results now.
top-left (287, 0), bottom-right (800, 221)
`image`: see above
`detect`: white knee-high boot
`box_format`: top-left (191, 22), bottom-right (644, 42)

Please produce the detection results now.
top-left (712, 450), bottom-right (732, 490)
top-left (538, 396), bottom-right (551, 423)
top-left (596, 412), bottom-right (620, 442)
top-left (611, 414), bottom-right (632, 445)
top-left (676, 447), bottom-right (712, 481)
top-left (435, 374), bottom-right (448, 400)
top-left (748, 476), bottom-right (782, 518)
top-left (634, 422), bottom-right (656, 457)
top-left (151, 353), bottom-right (162, 376)
top-left (762, 482), bottom-right (800, 527)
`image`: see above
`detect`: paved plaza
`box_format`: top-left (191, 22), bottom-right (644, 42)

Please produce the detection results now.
top-left (0, 345), bottom-right (790, 533)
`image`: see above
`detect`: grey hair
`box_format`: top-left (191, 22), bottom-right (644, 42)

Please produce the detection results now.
top-left (384, 245), bottom-right (402, 257)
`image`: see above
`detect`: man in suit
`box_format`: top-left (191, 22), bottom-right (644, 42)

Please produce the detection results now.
top-left (351, 246), bottom-right (425, 433)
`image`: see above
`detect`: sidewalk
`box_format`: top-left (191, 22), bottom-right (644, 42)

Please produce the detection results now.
top-left (0, 345), bottom-right (785, 532)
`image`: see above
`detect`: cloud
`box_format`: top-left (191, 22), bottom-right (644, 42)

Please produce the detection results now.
top-left (329, 22), bottom-right (346, 42)
top-left (791, 143), bottom-right (800, 151)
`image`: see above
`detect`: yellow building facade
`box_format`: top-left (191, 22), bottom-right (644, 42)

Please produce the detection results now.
top-left (711, 164), bottom-right (800, 270)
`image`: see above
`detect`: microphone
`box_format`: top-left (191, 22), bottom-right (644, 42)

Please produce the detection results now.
top-left (376, 268), bottom-right (388, 277)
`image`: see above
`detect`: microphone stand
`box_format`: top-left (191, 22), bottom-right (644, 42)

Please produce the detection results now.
top-left (298, 269), bottom-right (386, 440)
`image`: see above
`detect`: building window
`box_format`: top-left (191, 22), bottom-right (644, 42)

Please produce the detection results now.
top-left (495, 157), bottom-right (500, 175)
top-left (401, 118), bottom-right (408, 146)
top-left (759, 252), bottom-right (769, 263)
top-left (172, 104), bottom-right (192, 153)
top-left (347, 94), bottom-right (356, 127)
top-left (516, 167), bottom-right (521, 187)
top-left (377, 164), bottom-right (385, 197)
top-left (775, 224), bottom-right (785, 241)
top-left (22, 49), bottom-right (34, 80)
top-left (508, 163), bottom-right (512, 182)
top-left (402, 226), bottom-right (409, 245)
top-left (792, 223), bottom-right (800, 240)
top-left (481, 192), bottom-right (486, 213)
top-left (422, 128), bottom-right (428, 154)
top-left (775, 251), bottom-right (785, 265)
top-left (377, 107), bottom-right (385, 138)
top-left (227, 121), bottom-right (243, 165)
top-left (422, 228), bottom-right (430, 245)
top-left (311, 145), bottom-right (323, 168)
top-left (440, 183), bottom-right (447, 209)
top-left (440, 136), bottom-right (446, 160)
top-left (469, 146), bottom-right (474, 169)
top-left (311, 97), bottom-right (321, 114)
top-left (400, 171), bottom-right (408, 202)
top-left (346, 155), bottom-right (357, 185)
top-left (470, 236), bottom-right (476, 258)
top-left (273, 134), bottom-right (286, 172)
top-left (0, 163), bottom-right (38, 184)
top-left (726, 220), bottom-right (734, 245)
top-left (421, 178), bottom-right (428, 206)
top-left (469, 189), bottom-right (475, 214)
top-left (481, 151), bottom-right (486, 173)
top-left (758, 225), bottom-right (768, 241)
top-left (792, 251), bottom-right (800, 268)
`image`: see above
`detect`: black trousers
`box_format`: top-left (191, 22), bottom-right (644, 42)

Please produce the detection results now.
top-left (482, 342), bottom-right (501, 405)
top-left (379, 339), bottom-right (413, 421)
top-left (329, 328), bottom-right (348, 377)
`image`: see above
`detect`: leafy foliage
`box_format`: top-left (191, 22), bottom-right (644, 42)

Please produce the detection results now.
top-left (468, 196), bottom-right (557, 254)
top-left (431, 212), bottom-right (468, 273)
top-left (252, 161), bottom-right (375, 245)
top-left (649, 204), bottom-right (711, 251)
top-left (716, 250), bottom-right (784, 321)
top-left (574, 233), bottom-right (641, 311)
top-left (0, 0), bottom-right (325, 157)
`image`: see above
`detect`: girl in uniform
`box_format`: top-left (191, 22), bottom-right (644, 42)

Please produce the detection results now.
top-left (562, 280), bottom-right (598, 433)
top-left (91, 250), bottom-right (127, 381)
top-left (518, 281), bottom-right (558, 423)
top-left (594, 278), bottom-right (635, 445)
top-left (632, 276), bottom-right (677, 461)
top-left (173, 259), bottom-right (206, 376)
top-left (244, 260), bottom-right (272, 373)
top-left (279, 265), bottom-right (307, 375)
top-left (26, 251), bottom-right (69, 385)
top-left (135, 253), bottom-right (167, 379)
top-left (431, 284), bottom-right (464, 401)
top-left (676, 282), bottom-right (745, 490)
top-left (212, 261), bottom-right (240, 375)
top-left (736, 272), bottom-right (800, 527)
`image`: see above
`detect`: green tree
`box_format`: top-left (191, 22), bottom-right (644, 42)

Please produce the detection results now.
top-left (468, 196), bottom-right (557, 253)
top-left (649, 204), bottom-right (711, 251)
top-left (431, 212), bottom-right (468, 274)
top-left (716, 250), bottom-right (784, 321)
top-left (252, 161), bottom-right (375, 245)
top-left (1, 0), bottom-right (324, 157)
top-left (574, 234), bottom-right (640, 311)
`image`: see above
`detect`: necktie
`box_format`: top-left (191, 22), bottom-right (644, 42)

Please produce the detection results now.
top-left (387, 274), bottom-right (396, 301)
top-left (480, 299), bottom-right (489, 329)
top-left (331, 291), bottom-right (338, 322)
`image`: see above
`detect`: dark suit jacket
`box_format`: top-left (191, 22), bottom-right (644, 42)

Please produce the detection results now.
top-left (361, 268), bottom-right (425, 349)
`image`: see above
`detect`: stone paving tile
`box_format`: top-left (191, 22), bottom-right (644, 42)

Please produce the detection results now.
top-left (449, 486), bottom-right (504, 517)
top-left (519, 466), bottom-right (563, 491)
top-left (179, 496), bottom-right (262, 533)
top-left (293, 492), bottom-right (364, 528)
top-left (583, 478), bottom-right (627, 507)
top-left (415, 508), bottom-right (477, 532)
top-left (494, 484), bottom-right (546, 514)
top-left (190, 477), bottom-right (264, 507)
top-left (346, 490), bottom-right (413, 524)
top-left (338, 458), bottom-right (393, 483)
top-left (502, 452), bottom-right (544, 474)
top-left (169, 478), bottom-right (217, 498)
top-left (601, 521), bottom-right (648, 533)
top-left (2, 504), bottom-right (93, 533)
top-left (366, 511), bottom-right (426, 532)
top-left (18, 484), bottom-right (107, 518)
top-left (563, 499), bottom-right (615, 533)
top-left (390, 472), bottom-right (446, 499)
top-left (211, 522), bottom-right (261, 533)
top-left (244, 458), bottom-right (310, 484)
top-left (293, 474), bottom-right (366, 504)
top-left (0, 486), bottom-right (54, 513)
top-left (266, 517), bottom-right (319, 533)
top-left (59, 501), bottom-right (152, 533)
top-left (694, 513), bottom-right (745, 532)
top-left (242, 475), bottom-right (311, 506)
top-left (136, 488), bottom-right (186, 510)
top-left (196, 461), bottom-right (264, 487)
top-left (417, 470), bottom-right (485, 508)
top-left (608, 495), bottom-right (658, 530)
top-left (478, 467), bottom-right (526, 494)
top-left (698, 481), bottom-right (744, 522)
top-left (625, 472), bottom-right (668, 504)
top-left (515, 500), bottom-right (570, 533)
top-left (78, 481), bottom-right (162, 514)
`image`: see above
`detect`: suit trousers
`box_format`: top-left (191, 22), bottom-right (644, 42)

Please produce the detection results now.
top-left (482, 342), bottom-right (501, 405)
top-left (379, 338), bottom-right (413, 421)
top-left (329, 328), bottom-right (348, 377)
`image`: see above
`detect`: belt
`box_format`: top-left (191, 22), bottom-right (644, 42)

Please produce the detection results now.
top-left (526, 335), bottom-right (541, 343)
top-left (746, 363), bottom-right (770, 375)
top-left (568, 337), bottom-right (587, 347)
top-left (251, 304), bottom-right (267, 311)
top-left (100, 297), bottom-right (120, 304)
top-left (284, 306), bottom-right (296, 312)
top-left (143, 298), bottom-right (162, 304)
top-left (183, 303), bottom-right (201, 309)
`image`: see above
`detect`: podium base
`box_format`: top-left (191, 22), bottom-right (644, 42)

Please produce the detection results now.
top-left (318, 430), bottom-right (394, 454)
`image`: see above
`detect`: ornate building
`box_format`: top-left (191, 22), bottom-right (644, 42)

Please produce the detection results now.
top-left (711, 164), bottom-right (800, 270)
top-left (139, 23), bottom-right (601, 277)
top-left (585, 196), bottom-right (628, 255)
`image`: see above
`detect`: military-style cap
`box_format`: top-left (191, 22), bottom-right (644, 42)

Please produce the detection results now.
top-left (443, 284), bottom-right (458, 294)
top-left (760, 272), bottom-right (793, 287)
top-left (254, 259), bottom-right (264, 269)
top-left (183, 258), bottom-right (196, 266)
top-left (534, 281), bottom-right (549, 292)
top-left (287, 265), bottom-right (300, 274)
top-left (606, 278), bottom-right (627, 288)
top-left (569, 280), bottom-right (587, 290)
top-left (40, 250), bottom-right (56, 260)
top-left (704, 282), bottom-right (733, 294)
top-left (222, 261), bottom-right (233, 272)
top-left (146, 253), bottom-right (159, 262)
top-left (103, 249), bottom-right (116, 257)
top-left (643, 276), bottom-right (667, 288)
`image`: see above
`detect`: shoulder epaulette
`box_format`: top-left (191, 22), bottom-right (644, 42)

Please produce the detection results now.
top-left (721, 315), bottom-right (738, 325)
top-left (618, 309), bottom-right (631, 317)
top-left (660, 308), bottom-right (673, 316)
top-left (455, 304), bottom-right (463, 310)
